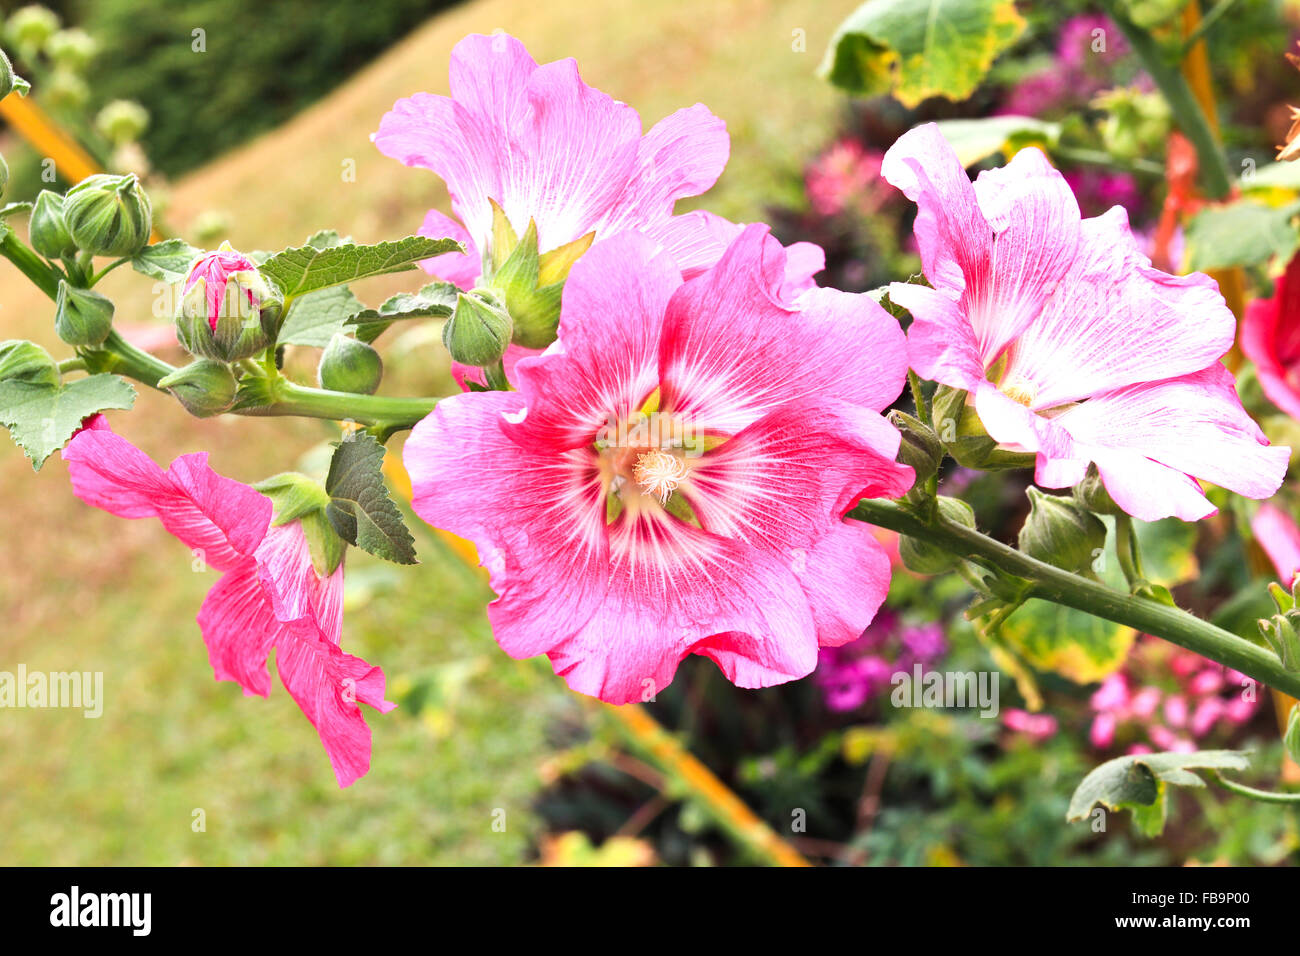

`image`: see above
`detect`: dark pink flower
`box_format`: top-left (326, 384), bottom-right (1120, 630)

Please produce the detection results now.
top-left (404, 227), bottom-right (913, 702)
top-left (183, 246), bottom-right (261, 331)
top-left (62, 418), bottom-right (394, 786)
top-left (805, 139), bottom-right (887, 218)
top-left (1242, 252), bottom-right (1300, 421)
top-left (883, 123), bottom-right (1288, 521)
top-left (1003, 708), bottom-right (1058, 740)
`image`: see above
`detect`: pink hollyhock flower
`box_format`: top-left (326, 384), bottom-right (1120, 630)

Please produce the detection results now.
top-left (61, 417), bottom-right (394, 787)
top-left (403, 226), bottom-right (913, 703)
top-left (184, 246), bottom-right (261, 330)
top-left (1253, 502), bottom-right (1300, 585)
top-left (883, 123), bottom-right (1288, 521)
top-left (1242, 253), bottom-right (1300, 420)
top-left (373, 33), bottom-right (822, 293)
top-left (1090, 712), bottom-right (1118, 748)
top-left (1002, 708), bottom-right (1058, 740)
top-left (805, 139), bottom-right (888, 218)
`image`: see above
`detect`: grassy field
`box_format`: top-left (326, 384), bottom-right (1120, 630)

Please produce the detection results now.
top-left (0, 0), bottom-right (854, 864)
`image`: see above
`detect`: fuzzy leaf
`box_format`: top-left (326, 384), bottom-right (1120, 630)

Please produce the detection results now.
top-left (131, 238), bottom-right (202, 283)
top-left (346, 282), bottom-right (459, 343)
top-left (0, 374), bottom-right (135, 469)
top-left (324, 433), bottom-right (416, 565)
top-left (260, 236), bottom-right (463, 299)
top-left (1185, 199), bottom-right (1300, 273)
top-left (279, 285), bottom-right (366, 348)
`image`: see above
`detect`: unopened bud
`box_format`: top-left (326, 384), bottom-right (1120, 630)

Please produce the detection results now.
top-left (318, 333), bottom-right (382, 394)
top-left (899, 496), bottom-right (976, 575)
top-left (1072, 468), bottom-right (1123, 516)
top-left (29, 190), bottom-right (75, 259)
top-left (54, 278), bottom-right (113, 346)
top-left (156, 358), bottom-right (237, 418)
top-left (889, 409), bottom-right (944, 482)
top-left (443, 289), bottom-right (511, 367)
top-left (0, 47), bottom-right (13, 99)
top-left (1019, 486), bottom-right (1107, 574)
top-left (175, 245), bottom-right (278, 362)
top-left (7, 6), bottom-right (59, 56)
top-left (0, 339), bottom-right (59, 387)
top-left (95, 99), bottom-right (148, 146)
top-left (930, 385), bottom-right (1035, 471)
top-left (45, 28), bottom-right (94, 71)
top-left (63, 172), bottom-right (152, 257)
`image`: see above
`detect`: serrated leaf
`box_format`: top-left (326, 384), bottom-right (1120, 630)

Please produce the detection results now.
top-left (1067, 750), bottom-right (1251, 835)
top-left (346, 282), bottom-right (459, 343)
top-left (324, 433), bottom-right (416, 565)
top-left (278, 285), bottom-right (365, 348)
top-left (0, 374), bottom-right (135, 469)
top-left (820, 0), bottom-right (1026, 107)
top-left (131, 238), bottom-right (202, 283)
top-left (259, 236), bottom-right (463, 300)
top-left (1185, 199), bottom-right (1300, 273)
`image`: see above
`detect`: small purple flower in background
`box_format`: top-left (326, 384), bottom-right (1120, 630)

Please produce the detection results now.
top-left (1087, 636), bottom-right (1259, 754)
top-left (1063, 168), bottom-right (1141, 219)
top-left (999, 14), bottom-right (1137, 118)
top-left (814, 611), bottom-right (947, 712)
top-left (1002, 708), bottom-right (1058, 741)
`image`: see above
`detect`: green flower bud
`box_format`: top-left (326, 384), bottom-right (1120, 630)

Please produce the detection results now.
top-left (0, 338), bottom-right (59, 387)
top-left (930, 385), bottom-right (1036, 471)
top-left (1285, 705), bottom-right (1300, 766)
top-left (63, 172), bottom-right (152, 257)
top-left (1018, 486), bottom-right (1107, 575)
top-left (44, 68), bottom-right (86, 110)
top-left (443, 289), bottom-right (512, 367)
top-left (95, 99), bottom-right (149, 146)
top-left (888, 409), bottom-right (944, 483)
top-left (156, 358), bottom-right (237, 418)
top-left (1072, 467), bottom-right (1123, 516)
top-left (318, 332), bottom-right (383, 394)
top-left (7, 6), bottom-right (59, 56)
top-left (54, 278), bottom-right (113, 346)
top-left (45, 28), bottom-right (94, 71)
top-left (0, 152), bottom-right (8, 200)
top-left (899, 496), bottom-right (976, 575)
top-left (0, 47), bottom-right (13, 100)
top-left (29, 190), bottom-right (75, 259)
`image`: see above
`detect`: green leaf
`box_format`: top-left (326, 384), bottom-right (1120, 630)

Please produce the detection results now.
top-left (324, 433), bottom-right (416, 565)
top-left (278, 284), bottom-right (365, 348)
top-left (0, 374), bottom-right (136, 469)
top-left (1067, 750), bottom-right (1251, 836)
top-left (1184, 199), bottom-right (1300, 273)
top-left (1241, 160), bottom-right (1300, 192)
top-left (130, 238), bottom-right (202, 283)
top-left (820, 0), bottom-right (1026, 107)
top-left (932, 116), bottom-right (1060, 167)
top-left (0, 201), bottom-right (32, 219)
top-left (346, 281), bottom-right (459, 343)
top-left (259, 235), bottom-right (462, 300)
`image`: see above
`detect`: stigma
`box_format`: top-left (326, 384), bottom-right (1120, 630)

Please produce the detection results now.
top-left (632, 449), bottom-right (690, 503)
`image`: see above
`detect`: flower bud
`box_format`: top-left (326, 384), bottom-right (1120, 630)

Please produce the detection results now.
top-left (443, 289), bottom-right (512, 367)
top-left (1072, 468), bottom-right (1123, 517)
top-left (0, 338), bottom-right (59, 387)
top-left (318, 333), bottom-right (383, 394)
top-left (29, 190), bottom-right (75, 259)
top-left (899, 496), bottom-right (976, 575)
top-left (54, 278), bottom-right (113, 346)
top-left (95, 99), bottom-right (148, 146)
top-left (0, 152), bottom-right (8, 200)
top-left (62, 172), bottom-right (152, 257)
top-left (888, 409), bottom-right (944, 483)
top-left (0, 47), bottom-right (13, 100)
top-left (175, 246), bottom-right (279, 362)
top-left (1018, 486), bottom-right (1107, 575)
top-left (156, 358), bottom-right (237, 418)
top-left (45, 28), bottom-right (94, 71)
top-left (930, 385), bottom-right (1035, 471)
top-left (7, 6), bottom-right (59, 56)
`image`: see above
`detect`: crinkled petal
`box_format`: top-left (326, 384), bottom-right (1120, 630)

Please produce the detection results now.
top-left (255, 522), bottom-right (344, 642)
top-left (197, 560), bottom-right (278, 698)
top-left (794, 521), bottom-right (896, 649)
top-left (894, 281), bottom-right (985, 391)
top-left (659, 224), bottom-right (908, 434)
top-left (646, 209), bottom-right (824, 294)
top-left (1253, 504), bottom-right (1300, 582)
top-left (1242, 254), bottom-right (1300, 421)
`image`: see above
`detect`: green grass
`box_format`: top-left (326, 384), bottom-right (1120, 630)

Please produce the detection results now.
top-left (0, 0), bottom-right (858, 864)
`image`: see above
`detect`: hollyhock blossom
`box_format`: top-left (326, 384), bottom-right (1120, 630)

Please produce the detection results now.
top-left (1253, 502), bottom-right (1300, 585)
top-left (883, 123), bottom-right (1288, 521)
top-left (1242, 252), bottom-right (1300, 421)
top-left (61, 417), bottom-right (394, 787)
top-left (372, 32), bottom-right (822, 293)
top-left (184, 245), bottom-right (262, 330)
top-left (404, 227), bottom-right (913, 703)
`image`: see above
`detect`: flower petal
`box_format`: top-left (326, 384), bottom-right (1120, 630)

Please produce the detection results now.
top-left (792, 520), bottom-right (896, 649)
top-left (1241, 252), bottom-right (1300, 421)
top-left (417, 208), bottom-right (481, 289)
top-left (646, 208), bottom-right (824, 293)
top-left (197, 560), bottom-right (278, 698)
top-left (255, 522), bottom-right (344, 641)
top-left (1253, 503), bottom-right (1300, 582)
top-left (659, 224), bottom-right (908, 434)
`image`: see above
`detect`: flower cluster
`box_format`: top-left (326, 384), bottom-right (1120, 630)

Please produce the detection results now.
top-left (814, 610), bottom-right (947, 712)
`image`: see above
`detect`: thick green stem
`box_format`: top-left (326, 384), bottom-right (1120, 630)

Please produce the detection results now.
top-left (850, 498), bottom-right (1300, 699)
top-left (0, 231), bottom-right (61, 298)
top-left (1209, 771), bottom-right (1300, 803)
top-left (86, 330), bottom-right (177, 388)
top-left (1103, 0), bottom-right (1232, 199)
top-left (235, 379), bottom-right (437, 430)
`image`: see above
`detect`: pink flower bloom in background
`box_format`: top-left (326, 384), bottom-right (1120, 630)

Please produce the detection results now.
top-left (814, 611), bottom-right (947, 713)
top-left (1062, 168), bottom-right (1141, 219)
top-left (373, 32), bottom-right (822, 292)
top-left (1241, 252), bottom-right (1300, 421)
top-left (62, 418), bottom-right (394, 787)
top-left (884, 123), bottom-right (1288, 521)
top-left (1253, 502), bottom-right (1300, 586)
top-left (184, 247), bottom-right (261, 329)
top-left (805, 139), bottom-right (889, 218)
top-left (1087, 636), bottom-right (1258, 753)
top-left (998, 14), bottom-right (1138, 117)
top-left (1002, 708), bottom-right (1058, 741)
top-left (404, 227), bottom-right (913, 703)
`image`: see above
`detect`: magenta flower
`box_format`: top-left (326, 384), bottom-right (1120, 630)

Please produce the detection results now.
top-left (1241, 253), bottom-right (1300, 421)
top-left (403, 227), bottom-right (913, 703)
top-left (1002, 708), bottom-right (1058, 741)
top-left (1253, 502), bottom-right (1300, 585)
top-left (62, 418), bottom-right (394, 787)
top-left (805, 139), bottom-right (888, 219)
top-left (373, 32), bottom-right (821, 292)
top-left (883, 124), bottom-right (1288, 521)
top-left (184, 246), bottom-right (261, 330)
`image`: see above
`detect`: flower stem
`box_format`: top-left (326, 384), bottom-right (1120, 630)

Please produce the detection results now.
top-left (1208, 770), bottom-right (1300, 804)
top-left (234, 378), bottom-right (438, 430)
top-left (850, 498), bottom-right (1300, 699)
top-left (0, 230), bottom-right (61, 299)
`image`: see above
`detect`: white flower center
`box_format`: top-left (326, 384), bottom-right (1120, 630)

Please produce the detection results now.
top-left (632, 449), bottom-right (690, 503)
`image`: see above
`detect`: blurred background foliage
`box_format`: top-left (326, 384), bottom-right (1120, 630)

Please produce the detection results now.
top-left (2, 0), bottom-right (1300, 865)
